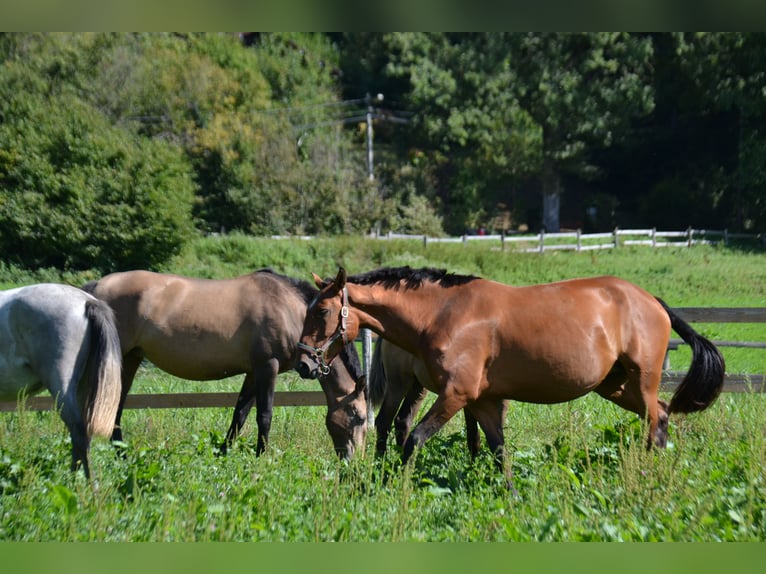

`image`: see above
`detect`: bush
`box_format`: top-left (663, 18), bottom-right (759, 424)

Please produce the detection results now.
top-left (0, 87), bottom-right (196, 271)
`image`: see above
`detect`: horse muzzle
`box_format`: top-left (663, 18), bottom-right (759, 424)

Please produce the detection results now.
top-left (296, 355), bottom-right (320, 379)
top-left (296, 342), bottom-right (329, 379)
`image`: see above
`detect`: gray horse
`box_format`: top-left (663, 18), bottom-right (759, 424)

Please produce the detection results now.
top-left (0, 283), bottom-right (122, 478)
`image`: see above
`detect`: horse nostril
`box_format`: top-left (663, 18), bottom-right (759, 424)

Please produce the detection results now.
top-left (296, 360), bottom-right (315, 379)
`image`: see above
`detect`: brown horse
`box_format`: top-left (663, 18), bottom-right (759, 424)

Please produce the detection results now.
top-left (369, 337), bottom-right (508, 458)
top-left (82, 269), bottom-right (368, 458)
top-left (297, 266), bottom-right (725, 470)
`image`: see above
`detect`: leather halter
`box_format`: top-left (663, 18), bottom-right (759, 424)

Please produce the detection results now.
top-left (297, 286), bottom-right (349, 375)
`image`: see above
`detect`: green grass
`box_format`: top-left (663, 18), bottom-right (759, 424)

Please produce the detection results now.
top-left (1, 379), bottom-right (764, 541)
top-left (1, 237), bottom-right (766, 541)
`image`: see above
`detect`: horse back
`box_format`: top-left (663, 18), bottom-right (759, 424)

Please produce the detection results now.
top-left (84, 270), bottom-right (307, 378)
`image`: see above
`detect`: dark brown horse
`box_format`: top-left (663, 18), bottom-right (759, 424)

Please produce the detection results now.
top-left (82, 269), bottom-right (367, 458)
top-left (297, 266), bottom-right (725, 470)
top-left (369, 337), bottom-right (508, 458)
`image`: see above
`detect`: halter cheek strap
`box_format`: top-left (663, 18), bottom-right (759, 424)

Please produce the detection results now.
top-left (297, 287), bottom-right (349, 375)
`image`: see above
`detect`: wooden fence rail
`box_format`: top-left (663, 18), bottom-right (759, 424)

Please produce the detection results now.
top-left (1, 307), bottom-right (765, 413)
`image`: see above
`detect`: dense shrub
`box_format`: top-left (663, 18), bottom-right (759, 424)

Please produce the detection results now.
top-left (0, 83), bottom-right (196, 271)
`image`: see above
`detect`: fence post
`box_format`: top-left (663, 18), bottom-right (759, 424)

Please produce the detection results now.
top-left (501, 230), bottom-right (506, 252)
top-left (613, 227), bottom-right (619, 248)
top-left (539, 230), bottom-right (545, 254)
top-left (423, 235), bottom-right (428, 248)
top-left (652, 227), bottom-right (657, 248)
top-left (576, 229), bottom-right (581, 251)
top-left (724, 229), bottom-right (729, 246)
top-left (361, 328), bottom-right (374, 425)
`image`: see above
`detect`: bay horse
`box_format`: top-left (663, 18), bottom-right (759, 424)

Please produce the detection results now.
top-left (82, 269), bottom-right (367, 458)
top-left (0, 284), bottom-right (122, 478)
top-left (297, 266), bottom-right (725, 472)
top-left (369, 337), bottom-right (508, 459)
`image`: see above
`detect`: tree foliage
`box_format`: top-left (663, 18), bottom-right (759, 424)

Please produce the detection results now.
top-left (1, 33), bottom-right (766, 273)
top-left (0, 36), bottom-right (196, 271)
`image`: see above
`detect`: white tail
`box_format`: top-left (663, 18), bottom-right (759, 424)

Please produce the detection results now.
top-left (82, 299), bottom-right (122, 438)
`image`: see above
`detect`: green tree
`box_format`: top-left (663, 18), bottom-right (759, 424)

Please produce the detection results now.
top-left (601, 33), bottom-right (766, 232)
top-left (675, 32), bottom-right (766, 230)
top-left (508, 33), bottom-right (655, 232)
top-left (0, 89), bottom-right (195, 271)
top-left (376, 32), bottom-right (540, 233)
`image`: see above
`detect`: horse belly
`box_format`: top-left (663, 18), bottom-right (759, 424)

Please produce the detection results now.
top-left (139, 331), bottom-right (250, 381)
top-left (0, 358), bottom-right (43, 399)
top-left (489, 355), bottom-right (610, 405)
top-left (144, 348), bottom-right (248, 381)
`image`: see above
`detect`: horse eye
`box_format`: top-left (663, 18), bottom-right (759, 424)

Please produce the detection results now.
top-left (345, 405), bottom-right (363, 424)
top-left (318, 308), bottom-right (329, 317)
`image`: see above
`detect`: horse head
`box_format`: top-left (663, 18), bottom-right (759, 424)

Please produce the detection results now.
top-left (296, 267), bottom-right (357, 380)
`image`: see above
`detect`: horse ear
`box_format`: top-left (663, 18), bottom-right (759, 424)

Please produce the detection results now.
top-left (335, 267), bottom-right (347, 288)
top-left (312, 272), bottom-right (325, 289)
top-left (355, 374), bottom-right (367, 395)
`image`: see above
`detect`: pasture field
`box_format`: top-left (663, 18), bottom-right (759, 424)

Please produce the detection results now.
top-left (1, 237), bottom-right (765, 541)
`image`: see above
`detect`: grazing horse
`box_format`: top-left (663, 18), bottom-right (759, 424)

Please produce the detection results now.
top-left (369, 337), bottom-right (508, 458)
top-left (82, 269), bottom-right (367, 458)
top-left (296, 266), bottom-right (725, 471)
top-left (0, 284), bottom-right (122, 477)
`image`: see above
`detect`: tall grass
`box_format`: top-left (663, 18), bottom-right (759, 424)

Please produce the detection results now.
top-left (1, 237), bottom-right (765, 540)
top-left (1, 380), bottom-right (764, 541)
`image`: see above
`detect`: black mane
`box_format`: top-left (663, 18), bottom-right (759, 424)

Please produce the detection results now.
top-left (254, 268), bottom-right (318, 305)
top-left (347, 266), bottom-right (478, 290)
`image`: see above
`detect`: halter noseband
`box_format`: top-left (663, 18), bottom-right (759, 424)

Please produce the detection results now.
top-left (297, 286), bottom-right (349, 376)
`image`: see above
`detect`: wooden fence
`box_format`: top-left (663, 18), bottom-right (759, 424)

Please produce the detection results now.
top-left (1, 306), bottom-right (764, 414)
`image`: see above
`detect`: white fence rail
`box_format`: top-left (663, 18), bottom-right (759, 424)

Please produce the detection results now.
top-left (365, 227), bottom-right (765, 253)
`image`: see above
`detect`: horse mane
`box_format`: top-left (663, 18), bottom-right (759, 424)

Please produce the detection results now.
top-left (254, 268), bottom-right (364, 381)
top-left (347, 266), bottom-right (478, 290)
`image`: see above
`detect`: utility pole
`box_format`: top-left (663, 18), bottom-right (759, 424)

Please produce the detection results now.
top-left (365, 93), bottom-right (384, 181)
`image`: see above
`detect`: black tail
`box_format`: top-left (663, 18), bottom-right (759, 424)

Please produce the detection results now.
top-left (657, 298), bottom-right (725, 414)
top-left (368, 337), bottom-right (387, 408)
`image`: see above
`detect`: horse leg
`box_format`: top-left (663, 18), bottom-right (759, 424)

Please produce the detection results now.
top-left (402, 391), bottom-right (465, 464)
top-left (253, 359), bottom-right (279, 455)
top-left (393, 381), bottom-right (428, 449)
top-left (58, 399), bottom-right (91, 478)
top-left (222, 359), bottom-right (278, 455)
top-left (595, 360), bottom-right (668, 449)
top-left (463, 408), bottom-right (481, 459)
top-left (466, 398), bottom-right (507, 473)
top-left (222, 370), bottom-right (257, 454)
top-left (466, 399), bottom-right (509, 459)
top-left (112, 348), bottom-right (143, 444)
top-left (373, 374), bottom-right (425, 456)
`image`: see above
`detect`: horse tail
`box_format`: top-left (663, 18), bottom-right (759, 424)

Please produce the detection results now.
top-left (368, 337), bottom-right (387, 408)
top-left (656, 298), bottom-right (725, 414)
top-left (81, 298), bottom-right (122, 438)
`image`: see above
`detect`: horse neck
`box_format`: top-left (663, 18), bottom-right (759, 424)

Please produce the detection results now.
top-left (347, 282), bottom-right (436, 356)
